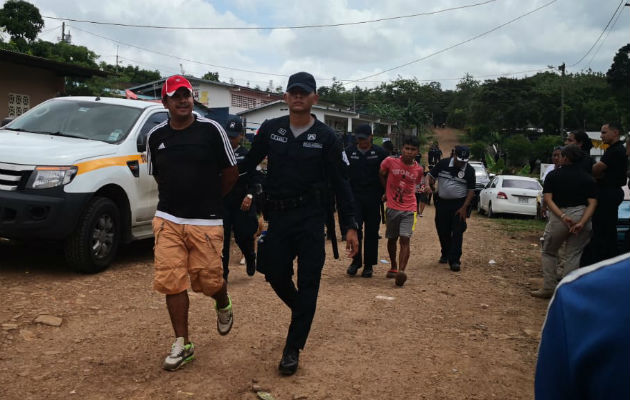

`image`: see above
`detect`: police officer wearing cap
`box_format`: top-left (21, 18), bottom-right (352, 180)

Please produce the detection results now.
top-left (222, 116), bottom-right (261, 280)
top-left (345, 124), bottom-right (387, 278)
top-left (239, 71), bottom-right (359, 376)
top-left (427, 145), bottom-right (475, 272)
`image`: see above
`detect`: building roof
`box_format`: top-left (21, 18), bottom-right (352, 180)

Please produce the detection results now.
top-left (0, 49), bottom-right (107, 78)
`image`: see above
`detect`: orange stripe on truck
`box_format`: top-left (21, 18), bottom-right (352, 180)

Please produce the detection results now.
top-left (75, 154), bottom-right (144, 175)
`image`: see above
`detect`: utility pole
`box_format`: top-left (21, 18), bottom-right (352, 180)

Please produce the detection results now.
top-left (115, 45), bottom-right (119, 72)
top-left (558, 62), bottom-right (565, 138)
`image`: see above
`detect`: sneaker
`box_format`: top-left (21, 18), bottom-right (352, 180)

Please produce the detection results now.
top-left (386, 269), bottom-right (398, 279)
top-left (395, 271), bottom-right (407, 287)
top-left (361, 265), bottom-right (373, 278)
top-left (530, 288), bottom-right (553, 299)
top-left (450, 262), bottom-right (461, 272)
top-left (216, 296), bottom-right (233, 335)
top-left (346, 263), bottom-right (360, 276)
top-left (162, 337), bottom-right (195, 371)
top-left (438, 256), bottom-right (448, 264)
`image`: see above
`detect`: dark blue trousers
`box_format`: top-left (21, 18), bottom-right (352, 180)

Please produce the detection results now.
top-left (222, 203), bottom-right (258, 279)
top-left (434, 197), bottom-right (467, 264)
top-left (264, 206), bottom-right (326, 350)
top-left (352, 191), bottom-right (381, 267)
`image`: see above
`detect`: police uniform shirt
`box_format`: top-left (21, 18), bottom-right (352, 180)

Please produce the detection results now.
top-left (599, 141), bottom-right (627, 188)
top-left (147, 115), bottom-right (236, 223)
top-left (239, 115), bottom-right (356, 229)
top-left (543, 163), bottom-right (597, 207)
top-left (428, 157), bottom-right (475, 199)
top-left (225, 145), bottom-right (256, 206)
top-left (345, 144), bottom-right (387, 193)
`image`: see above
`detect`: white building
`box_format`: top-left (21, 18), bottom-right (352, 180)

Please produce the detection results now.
top-left (127, 77), bottom-right (283, 115)
top-left (238, 100), bottom-right (396, 136)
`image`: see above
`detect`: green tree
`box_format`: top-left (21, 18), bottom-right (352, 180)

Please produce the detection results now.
top-left (0, 0), bottom-right (43, 41)
top-left (606, 43), bottom-right (630, 128)
top-left (503, 134), bottom-right (533, 167)
top-left (202, 71), bottom-right (219, 81)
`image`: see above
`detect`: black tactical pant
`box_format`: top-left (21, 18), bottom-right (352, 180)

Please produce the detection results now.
top-left (582, 186), bottom-right (623, 265)
top-left (352, 191), bottom-right (381, 268)
top-left (222, 202), bottom-right (258, 279)
top-left (434, 197), bottom-right (467, 264)
top-left (263, 206), bottom-right (326, 351)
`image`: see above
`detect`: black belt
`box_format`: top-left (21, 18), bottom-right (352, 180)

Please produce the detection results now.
top-left (266, 190), bottom-right (323, 212)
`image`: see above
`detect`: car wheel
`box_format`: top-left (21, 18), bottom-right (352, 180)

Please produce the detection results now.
top-left (488, 202), bottom-right (496, 218)
top-left (477, 198), bottom-right (485, 215)
top-left (64, 197), bottom-right (121, 274)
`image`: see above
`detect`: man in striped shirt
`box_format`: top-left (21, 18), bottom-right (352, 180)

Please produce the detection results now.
top-left (147, 75), bottom-right (238, 371)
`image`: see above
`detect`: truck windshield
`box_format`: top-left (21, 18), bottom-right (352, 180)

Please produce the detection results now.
top-left (4, 100), bottom-right (143, 143)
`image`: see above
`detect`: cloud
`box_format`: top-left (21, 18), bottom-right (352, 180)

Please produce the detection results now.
top-left (30, 0), bottom-right (629, 89)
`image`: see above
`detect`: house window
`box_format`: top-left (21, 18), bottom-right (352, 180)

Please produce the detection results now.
top-left (8, 93), bottom-right (30, 117)
top-left (231, 94), bottom-right (258, 109)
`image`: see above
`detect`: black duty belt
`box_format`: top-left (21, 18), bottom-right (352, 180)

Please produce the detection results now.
top-left (266, 191), bottom-right (323, 212)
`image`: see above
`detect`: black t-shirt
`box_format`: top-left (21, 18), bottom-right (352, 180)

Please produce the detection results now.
top-left (599, 141), bottom-right (627, 188)
top-left (543, 163), bottom-right (597, 207)
top-left (345, 144), bottom-right (387, 194)
top-left (147, 116), bottom-right (236, 220)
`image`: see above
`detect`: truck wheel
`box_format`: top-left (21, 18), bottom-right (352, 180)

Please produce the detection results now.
top-left (64, 197), bottom-right (121, 273)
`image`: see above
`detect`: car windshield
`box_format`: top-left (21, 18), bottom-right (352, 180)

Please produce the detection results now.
top-left (502, 179), bottom-right (541, 190)
top-left (472, 165), bottom-right (487, 177)
top-left (4, 100), bottom-right (143, 143)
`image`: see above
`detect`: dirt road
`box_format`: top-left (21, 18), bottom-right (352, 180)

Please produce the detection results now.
top-left (0, 128), bottom-right (549, 400)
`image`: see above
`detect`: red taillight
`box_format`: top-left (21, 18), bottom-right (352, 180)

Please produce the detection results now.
top-left (497, 192), bottom-right (508, 199)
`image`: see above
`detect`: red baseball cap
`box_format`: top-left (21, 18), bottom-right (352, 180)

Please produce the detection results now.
top-left (161, 75), bottom-right (193, 97)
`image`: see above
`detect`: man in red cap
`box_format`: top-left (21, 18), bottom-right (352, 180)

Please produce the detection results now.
top-left (146, 75), bottom-right (238, 371)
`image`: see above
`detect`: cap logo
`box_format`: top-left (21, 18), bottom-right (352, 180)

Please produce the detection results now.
top-left (229, 122), bottom-right (236, 129)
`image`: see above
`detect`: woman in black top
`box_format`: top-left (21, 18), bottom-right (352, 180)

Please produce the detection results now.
top-left (531, 145), bottom-right (598, 298)
top-left (565, 130), bottom-right (594, 174)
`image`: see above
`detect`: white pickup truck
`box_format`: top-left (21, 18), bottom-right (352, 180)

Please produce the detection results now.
top-left (0, 96), bottom-right (170, 273)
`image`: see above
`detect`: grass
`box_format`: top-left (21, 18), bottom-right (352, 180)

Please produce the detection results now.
top-left (489, 217), bottom-right (546, 233)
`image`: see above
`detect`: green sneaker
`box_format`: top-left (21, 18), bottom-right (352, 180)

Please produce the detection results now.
top-left (216, 296), bottom-right (233, 336)
top-left (163, 337), bottom-right (194, 371)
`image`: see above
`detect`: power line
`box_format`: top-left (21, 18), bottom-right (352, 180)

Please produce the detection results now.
top-left (570, 0), bottom-right (625, 68)
top-left (69, 24), bottom-right (291, 79)
top-left (345, 0), bottom-right (558, 84)
top-left (43, 1), bottom-right (495, 31)
top-left (586, 3), bottom-right (625, 68)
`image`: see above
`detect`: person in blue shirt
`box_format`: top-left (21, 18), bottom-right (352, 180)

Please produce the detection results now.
top-left (535, 252), bottom-right (630, 399)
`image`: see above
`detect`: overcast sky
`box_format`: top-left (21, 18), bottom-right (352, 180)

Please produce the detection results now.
top-left (26, 0), bottom-right (630, 90)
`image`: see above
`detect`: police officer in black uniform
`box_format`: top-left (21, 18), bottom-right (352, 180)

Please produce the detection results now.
top-left (345, 124), bottom-right (387, 278)
top-left (239, 72), bottom-right (359, 376)
top-left (222, 116), bottom-right (261, 280)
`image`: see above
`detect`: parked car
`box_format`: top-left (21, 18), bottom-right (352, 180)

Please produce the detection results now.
top-left (477, 175), bottom-right (542, 218)
top-left (0, 96), bottom-right (168, 273)
top-left (469, 161), bottom-right (491, 209)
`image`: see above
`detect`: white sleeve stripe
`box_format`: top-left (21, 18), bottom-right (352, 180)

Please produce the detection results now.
top-left (198, 117), bottom-right (237, 166)
top-left (146, 120), bottom-right (169, 175)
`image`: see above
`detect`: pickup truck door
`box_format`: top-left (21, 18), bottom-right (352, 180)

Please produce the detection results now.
top-left (134, 111), bottom-right (168, 223)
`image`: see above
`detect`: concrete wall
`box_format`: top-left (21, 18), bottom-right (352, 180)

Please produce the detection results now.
top-left (0, 62), bottom-right (64, 120)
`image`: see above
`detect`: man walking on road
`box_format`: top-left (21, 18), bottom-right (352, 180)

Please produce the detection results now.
top-left (222, 116), bottom-right (260, 280)
top-left (239, 71), bottom-right (359, 376)
top-left (379, 135), bottom-right (423, 286)
top-left (345, 124), bottom-right (387, 278)
top-left (428, 145), bottom-right (475, 272)
top-left (147, 75), bottom-right (238, 371)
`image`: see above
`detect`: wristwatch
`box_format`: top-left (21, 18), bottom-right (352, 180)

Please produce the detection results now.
top-left (246, 194), bottom-right (253, 199)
